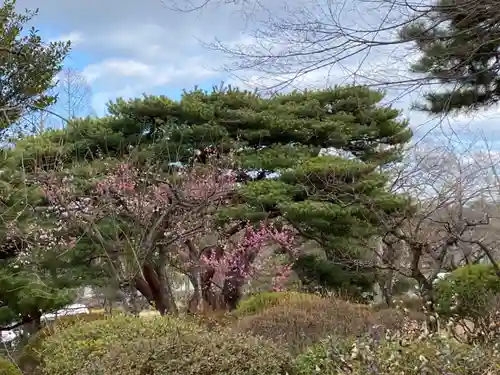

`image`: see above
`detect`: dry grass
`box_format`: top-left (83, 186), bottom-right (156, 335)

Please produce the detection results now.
top-left (88, 308), bottom-right (106, 314)
top-left (138, 310), bottom-right (160, 317)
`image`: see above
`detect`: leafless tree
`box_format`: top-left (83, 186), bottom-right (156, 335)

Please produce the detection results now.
top-left (14, 68), bottom-right (92, 135)
top-left (372, 139), bottom-right (500, 311)
top-left (56, 67), bottom-right (93, 120)
top-left (162, 0), bottom-right (500, 112)
top-left (13, 68), bottom-right (93, 134)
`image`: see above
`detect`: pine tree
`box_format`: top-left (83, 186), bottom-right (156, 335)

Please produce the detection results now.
top-left (174, 86), bottom-right (411, 295)
top-left (0, 164), bottom-right (76, 333)
top-left (0, 0), bottom-right (71, 333)
top-left (9, 85), bottom-right (412, 301)
top-left (401, 0), bottom-right (500, 114)
top-left (0, 0), bottom-right (70, 134)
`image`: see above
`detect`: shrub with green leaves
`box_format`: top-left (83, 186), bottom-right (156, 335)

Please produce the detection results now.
top-left (38, 315), bottom-right (294, 375)
top-left (295, 334), bottom-right (500, 375)
top-left (235, 291), bottom-right (320, 316)
top-left (435, 264), bottom-right (500, 342)
top-left (185, 310), bottom-right (237, 331)
top-left (79, 327), bottom-right (294, 375)
top-left (38, 315), bottom-right (206, 375)
top-left (19, 312), bottom-right (108, 374)
top-left (0, 357), bottom-right (21, 375)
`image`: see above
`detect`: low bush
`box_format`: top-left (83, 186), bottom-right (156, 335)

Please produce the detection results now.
top-left (295, 333), bottom-right (500, 375)
top-left (37, 315), bottom-right (205, 375)
top-left (372, 304), bottom-right (425, 329)
top-left (19, 312), bottom-right (108, 375)
top-left (79, 327), bottom-right (294, 375)
top-left (372, 294), bottom-right (425, 313)
top-left (0, 357), bottom-right (21, 375)
top-left (185, 310), bottom-right (237, 330)
top-left (235, 296), bottom-right (414, 354)
top-left (435, 263), bottom-right (500, 343)
top-left (235, 291), bottom-right (320, 316)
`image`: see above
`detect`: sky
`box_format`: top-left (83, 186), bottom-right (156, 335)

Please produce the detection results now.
top-left (13, 0), bottom-right (500, 150)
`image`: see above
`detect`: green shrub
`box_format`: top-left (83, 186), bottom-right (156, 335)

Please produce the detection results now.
top-left (236, 291), bottom-right (319, 316)
top-left (435, 264), bottom-right (500, 342)
top-left (185, 310), bottom-right (237, 331)
top-left (436, 264), bottom-right (500, 316)
top-left (19, 312), bottom-right (108, 375)
top-left (294, 339), bottom-right (351, 374)
top-left (295, 334), bottom-right (500, 375)
top-left (38, 315), bottom-right (207, 375)
top-left (79, 327), bottom-right (294, 375)
top-left (235, 296), bottom-right (413, 354)
top-left (0, 357), bottom-right (21, 375)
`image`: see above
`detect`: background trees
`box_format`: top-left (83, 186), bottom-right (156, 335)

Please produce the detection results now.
top-left (373, 142), bottom-right (500, 307)
top-left (1, 0), bottom-right (500, 351)
top-left (0, 0), bottom-right (72, 336)
top-left (400, 0), bottom-right (500, 114)
top-left (0, 84), bottom-right (414, 318)
top-left (0, 0), bottom-right (70, 135)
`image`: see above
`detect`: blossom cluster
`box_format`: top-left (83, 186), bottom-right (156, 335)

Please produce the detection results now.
top-left (201, 222), bottom-right (298, 291)
top-left (36, 161), bottom-right (298, 293)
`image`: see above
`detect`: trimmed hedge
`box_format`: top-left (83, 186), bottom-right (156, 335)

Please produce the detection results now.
top-left (436, 264), bottom-right (500, 320)
top-left (435, 264), bottom-right (500, 343)
top-left (235, 295), bottom-right (414, 354)
top-left (236, 291), bottom-right (320, 316)
top-left (185, 310), bottom-right (237, 331)
top-left (19, 312), bottom-right (108, 375)
top-left (0, 358), bottom-right (21, 375)
top-left (79, 328), bottom-right (294, 375)
top-left (38, 315), bottom-right (294, 375)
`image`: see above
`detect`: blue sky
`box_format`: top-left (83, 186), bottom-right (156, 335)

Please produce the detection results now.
top-left (40, 25), bottom-right (226, 113)
top-left (14, 0), bottom-right (500, 150)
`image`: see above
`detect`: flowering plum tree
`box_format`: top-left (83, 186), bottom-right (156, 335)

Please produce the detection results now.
top-left (36, 158), bottom-right (297, 313)
top-left (7, 86), bottom-right (413, 303)
top-left (183, 222), bottom-right (297, 311)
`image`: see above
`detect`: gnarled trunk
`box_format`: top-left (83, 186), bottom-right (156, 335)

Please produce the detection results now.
top-left (186, 268), bottom-right (203, 313)
top-left (133, 261), bottom-right (178, 315)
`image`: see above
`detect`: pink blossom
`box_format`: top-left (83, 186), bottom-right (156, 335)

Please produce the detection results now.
top-left (201, 222), bottom-right (297, 291)
top-left (34, 161), bottom-right (297, 296)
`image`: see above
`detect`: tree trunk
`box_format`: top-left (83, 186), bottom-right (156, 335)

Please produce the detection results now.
top-left (222, 278), bottom-right (244, 310)
top-left (377, 236), bottom-right (398, 306)
top-left (156, 249), bottom-right (178, 315)
top-left (197, 243), bottom-right (225, 310)
top-left (381, 276), bottom-right (395, 307)
top-left (134, 261), bottom-right (178, 315)
top-left (187, 268), bottom-right (203, 313)
top-left (22, 311), bottom-right (42, 340)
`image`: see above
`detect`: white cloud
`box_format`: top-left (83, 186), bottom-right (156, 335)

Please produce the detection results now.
top-left (11, 0), bottom-right (500, 144)
top-left (91, 85), bottom-right (137, 114)
top-left (82, 59), bottom-right (154, 83)
top-left (81, 53), bottom-right (216, 112)
top-left (50, 31), bottom-right (84, 46)
top-left (84, 55), bottom-right (214, 86)
top-left (15, 0), bottom-right (242, 113)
